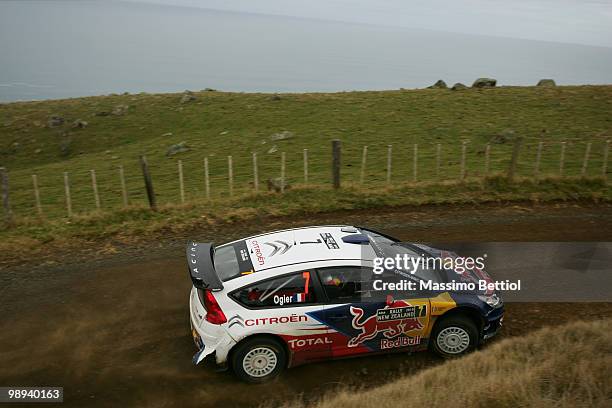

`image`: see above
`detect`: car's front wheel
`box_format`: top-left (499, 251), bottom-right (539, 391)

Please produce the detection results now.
top-left (231, 337), bottom-right (286, 383)
top-left (431, 315), bottom-right (478, 357)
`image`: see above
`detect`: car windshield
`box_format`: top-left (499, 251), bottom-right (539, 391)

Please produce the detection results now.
top-left (362, 229), bottom-right (442, 283)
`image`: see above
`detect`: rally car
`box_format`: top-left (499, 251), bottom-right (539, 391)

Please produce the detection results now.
top-left (187, 226), bottom-right (504, 383)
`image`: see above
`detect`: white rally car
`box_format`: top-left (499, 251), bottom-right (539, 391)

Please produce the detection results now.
top-left (187, 226), bottom-right (503, 383)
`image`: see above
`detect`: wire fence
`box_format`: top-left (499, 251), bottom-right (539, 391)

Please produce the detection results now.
top-left (1, 138), bottom-right (609, 222)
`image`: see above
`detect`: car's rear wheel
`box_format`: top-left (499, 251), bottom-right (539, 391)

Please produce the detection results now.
top-left (431, 315), bottom-right (478, 357)
top-left (231, 337), bottom-right (286, 383)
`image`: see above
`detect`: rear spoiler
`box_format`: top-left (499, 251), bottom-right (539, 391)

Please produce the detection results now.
top-left (186, 242), bottom-right (224, 290)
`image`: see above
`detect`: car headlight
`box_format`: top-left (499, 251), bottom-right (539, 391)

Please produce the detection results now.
top-left (478, 294), bottom-right (502, 308)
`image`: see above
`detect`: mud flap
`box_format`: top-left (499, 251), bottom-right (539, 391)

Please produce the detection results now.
top-left (192, 345), bottom-right (215, 365)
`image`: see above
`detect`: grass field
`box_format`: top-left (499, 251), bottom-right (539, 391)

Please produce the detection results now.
top-left (275, 318), bottom-right (612, 408)
top-left (0, 85), bottom-right (611, 255)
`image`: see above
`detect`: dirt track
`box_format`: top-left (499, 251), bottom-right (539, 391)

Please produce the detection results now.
top-left (1, 202), bottom-right (612, 407)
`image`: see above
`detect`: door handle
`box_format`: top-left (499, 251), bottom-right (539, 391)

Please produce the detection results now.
top-left (328, 314), bottom-right (346, 321)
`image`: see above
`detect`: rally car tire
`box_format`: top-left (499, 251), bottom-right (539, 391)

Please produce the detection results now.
top-left (430, 315), bottom-right (478, 358)
top-left (231, 337), bottom-right (286, 383)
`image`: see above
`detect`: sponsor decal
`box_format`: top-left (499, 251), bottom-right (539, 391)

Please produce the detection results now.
top-left (264, 240), bottom-right (293, 256)
top-left (250, 240), bottom-right (266, 266)
top-left (273, 293), bottom-right (306, 306)
top-left (287, 337), bottom-right (333, 349)
top-left (380, 335), bottom-right (421, 349)
top-left (245, 314), bottom-right (308, 326)
top-left (376, 305), bottom-right (427, 322)
top-left (348, 300), bottom-right (424, 347)
top-left (320, 233), bottom-right (339, 249)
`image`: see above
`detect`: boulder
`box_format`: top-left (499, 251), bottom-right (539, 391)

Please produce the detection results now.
top-left (48, 115), bottom-right (64, 128)
top-left (428, 80), bottom-right (447, 89)
top-left (490, 129), bottom-right (516, 144)
top-left (112, 104), bottom-right (129, 115)
top-left (472, 78), bottom-right (497, 88)
top-left (270, 94), bottom-right (282, 101)
top-left (166, 141), bottom-right (190, 156)
top-left (180, 93), bottom-right (197, 104)
top-left (537, 79), bottom-right (556, 87)
top-left (72, 119), bottom-right (88, 129)
top-left (267, 178), bottom-right (291, 193)
top-left (451, 83), bottom-right (468, 91)
top-left (269, 130), bottom-right (293, 141)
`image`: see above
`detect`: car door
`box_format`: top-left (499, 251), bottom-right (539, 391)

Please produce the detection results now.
top-left (229, 269), bottom-right (332, 365)
top-left (312, 265), bottom-right (431, 358)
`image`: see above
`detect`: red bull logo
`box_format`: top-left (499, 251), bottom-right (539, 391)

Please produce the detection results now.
top-left (348, 299), bottom-right (426, 347)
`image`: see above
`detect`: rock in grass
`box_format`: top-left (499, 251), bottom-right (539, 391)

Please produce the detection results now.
top-left (48, 115), bottom-right (64, 128)
top-left (180, 90), bottom-right (197, 104)
top-left (537, 79), bottom-right (556, 87)
top-left (270, 130), bottom-right (293, 141)
top-left (490, 129), bottom-right (516, 144)
top-left (451, 83), bottom-right (468, 91)
top-left (267, 178), bottom-right (291, 193)
top-left (166, 141), bottom-right (190, 156)
top-left (112, 104), bottom-right (129, 115)
top-left (428, 80), bottom-right (447, 89)
top-left (472, 78), bottom-right (497, 88)
top-left (72, 119), bottom-right (88, 129)
top-left (270, 94), bottom-right (282, 101)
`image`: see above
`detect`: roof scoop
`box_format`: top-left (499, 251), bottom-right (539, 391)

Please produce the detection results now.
top-left (341, 234), bottom-right (370, 245)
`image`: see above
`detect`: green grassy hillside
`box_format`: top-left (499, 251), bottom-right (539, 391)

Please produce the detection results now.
top-left (0, 86), bottom-right (610, 258)
top-left (1, 86), bottom-right (611, 219)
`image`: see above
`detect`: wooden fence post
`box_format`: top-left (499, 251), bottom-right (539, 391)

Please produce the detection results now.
top-left (581, 142), bottom-right (591, 177)
top-left (252, 152), bottom-right (259, 192)
top-left (360, 146), bottom-right (368, 184)
top-left (436, 143), bottom-right (441, 179)
top-left (603, 140), bottom-right (610, 179)
top-left (63, 171), bottom-right (72, 217)
top-left (332, 140), bottom-right (341, 189)
top-left (507, 137), bottom-right (523, 181)
top-left (460, 141), bottom-right (467, 181)
top-left (0, 167), bottom-right (11, 224)
top-left (228, 155), bottom-right (234, 196)
top-left (32, 174), bottom-right (42, 216)
top-left (303, 149), bottom-right (309, 184)
top-left (559, 142), bottom-right (566, 176)
top-left (280, 152), bottom-right (286, 193)
top-left (140, 155), bottom-right (157, 210)
top-left (90, 169), bottom-right (100, 210)
top-left (119, 165), bottom-right (128, 207)
top-left (204, 157), bottom-right (210, 199)
top-left (534, 141), bottom-right (543, 179)
top-left (178, 160), bottom-right (185, 204)
top-left (386, 145), bottom-right (392, 185)
top-left (484, 143), bottom-right (491, 177)
top-left (413, 144), bottom-right (418, 182)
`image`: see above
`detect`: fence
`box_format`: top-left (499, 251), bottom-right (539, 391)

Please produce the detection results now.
top-left (1, 138), bottom-right (610, 223)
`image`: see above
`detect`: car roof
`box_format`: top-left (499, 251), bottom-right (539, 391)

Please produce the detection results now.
top-left (234, 225), bottom-right (376, 272)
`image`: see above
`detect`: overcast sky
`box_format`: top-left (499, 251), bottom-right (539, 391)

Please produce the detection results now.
top-left (128, 0), bottom-right (612, 47)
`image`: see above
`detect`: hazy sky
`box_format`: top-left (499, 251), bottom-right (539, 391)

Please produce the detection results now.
top-left (129, 0), bottom-right (612, 47)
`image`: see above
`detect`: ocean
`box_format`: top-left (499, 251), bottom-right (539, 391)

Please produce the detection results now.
top-left (1, 0), bottom-right (612, 102)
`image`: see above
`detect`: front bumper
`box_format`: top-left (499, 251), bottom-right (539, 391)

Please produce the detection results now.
top-left (481, 306), bottom-right (504, 342)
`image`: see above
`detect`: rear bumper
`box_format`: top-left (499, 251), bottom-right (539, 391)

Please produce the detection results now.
top-left (189, 287), bottom-right (235, 366)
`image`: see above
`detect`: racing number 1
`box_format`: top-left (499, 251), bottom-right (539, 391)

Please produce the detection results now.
top-left (302, 271), bottom-right (310, 295)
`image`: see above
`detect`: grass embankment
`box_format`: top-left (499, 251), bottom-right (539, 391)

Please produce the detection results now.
top-left (277, 319), bottom-right (612, 408)
top-left (0, 86), bottom-right (611, 257)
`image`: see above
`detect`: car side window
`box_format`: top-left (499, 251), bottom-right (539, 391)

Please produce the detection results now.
top-left (317, 266), bottom-right (374, 302)
top-left (231, 271), bottom-right (316, 308)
